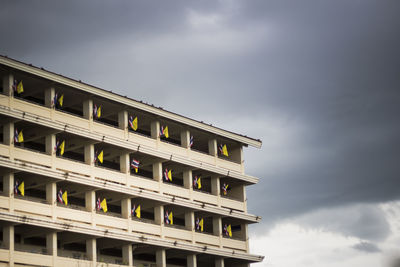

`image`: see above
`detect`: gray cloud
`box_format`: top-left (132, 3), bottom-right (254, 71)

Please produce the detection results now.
top-left (352, 241), bottom-right (381, 253)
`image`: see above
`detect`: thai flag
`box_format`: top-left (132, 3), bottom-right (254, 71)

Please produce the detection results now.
top-left (57, 189), bottom-right (63, 203)
top-left (218, 144), bottom-right (223, 154)
top-left (52, 93), bottom-right (58, 107)
top-left (14, 129), bottom-right (19, 143)
top-left (93, 104), bottom-right (98, 119)
top-left (195, 217), bottom-right (200, 230)
top-left (96, 198), bottom-right (101, 211)
top-left (193, 176), bottom-right (198, 187)
top-left (54, 140), bottom-right (59, 153)
top-left (189, 136), bottom-right (194, 148)
top-left (131, 205), bottom-right (135, 215)
top-left (160, 126), bottom-right (164, 136)
top-left (12, 79), bottom-right (17, 92)
top-left (165, 211), bottom-right (170, 224)
top-left (14, 180), bottom-right (19, 195)
top-left (131, 159), bottom-right (139, 171)
top-left (163, 168), bottom-right (169, 181)
top-left (128, 116), bottom-right (134, 129)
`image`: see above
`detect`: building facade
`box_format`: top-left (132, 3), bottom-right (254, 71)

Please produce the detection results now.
top-left (0, 55), bottom-right (263, 267)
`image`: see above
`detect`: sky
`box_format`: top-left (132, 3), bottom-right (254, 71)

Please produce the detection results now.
top-left (1, 1), bottom-right (400, 266)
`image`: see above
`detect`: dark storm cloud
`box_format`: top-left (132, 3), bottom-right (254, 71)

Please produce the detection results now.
top-left (352, 241), bottom-right (381, 253)
top-left (1, 0), bottom-right (400, 241)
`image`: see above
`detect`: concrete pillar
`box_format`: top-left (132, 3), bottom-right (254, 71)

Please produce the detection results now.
top-left (151, 121), bottom-right (160, 140)
top-left (215, 258), bottom-right (224, 267)
top-left (46, 182), bottom-right (57, 204)
top-left (231, 145), bottom-right (243, 164)
top-left (85, 191), bottom-right (96, 212)
top-left (154, 205), bottom-right (164, 225)
top-left (86, 238), bottom-right (97, 263)
top-left (156, 248), bottom-right (166, 267)
top-left (121, 198), bottom-right (131, 219)
top-left (211, 175), bottom-right (220, 196)
top-left (3, 122), bottom-right (14, 146)
top-left (3, 225), bottom-right (14, 266)
top-left (44, 87), bottom-right (55, 108)
top-left (3, 225), bottom-right (14, 250)
top-left (213, 217), bottom-right (222, 237)
top-left (180, 130), bottom-right (190, 148)
top-left (2, 73), bottom-right (13, 96)
top-left (185, 211), bottom-right (195, 231)
top-left (3, 172), bottom-right (14, 197)
top-left (45, 134), bottom-right (56, 155)
top-left (83, 99), bottom-right (93, 120)
top-left (84, 144), bottom-right (94, 165)
top-left (122, 244), bottom-right (133, 266)
top-left (241, 223), bottom-right (249, 252)
top-left (46, 232), bottom-right (57, 256)
top-left (187, 254), bottom-right (197, 267)
top-left (183, 170), bottom-right (192, 190)
top-left (153, 162), bottom-right (162, 181)
top-left (208, 138), bottom-right (217, 156)
top-left (118, 110), bottom-right (128, 130)
top-left (120, 153), bottom-right (130, 174)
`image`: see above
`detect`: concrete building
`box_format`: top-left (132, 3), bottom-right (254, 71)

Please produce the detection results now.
top-left (0, 55), bottom-right (263, 267)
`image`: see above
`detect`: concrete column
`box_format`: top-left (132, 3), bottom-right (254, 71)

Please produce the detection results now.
top-left (242, 185), bottom-right (248, 212)
top-left (3, 122), bottom-right (14, 146)
top-left (85, 191), bottom-right (96, 212)
top-left (122, 244), bottom-right (133, 266)
top-left (120, 153), bottom-right (130, 174)
top-left (46, 182), bottom-right (57, 204)
top-left (86, 238), bottom-right (97, 263)
top-left (185, 211), bottom-right (195, 231)
top-left (46, 232), bottom-right (57, 256)
top-left (187, 254), bottom-right (197, 267)
top-left (2, 73), bottom-right (13, 96)
top-left (208, 138), bottom-right (217, 156)
top-left (44, 87), bottom-right (55, 108)
top-left (183, 170), bottom-right (192, 190)
top-left (84, 144), bottom-right (94, 165)
top-left (241, 223), bottom-right (250, 252)
top-left (3, 225), bottom-right (14, 250)
top-left (3, 172), bottom-right (14, 197)
top-left (45, 134), bottom-right (56, 155)
top-left (151, 121), bottom-right (160, 140)
top-left (215, 258), bottom-right (224, 267)
top-left (121, 198), bottom-right (131, 219)
top-left (211, 175), bottom-right (220, 196)
top-left (180, 130), bottom-right (190, 148)
top-left (3, 225), bottom-right (14, 266)
top-left (213, 217), bottom-right (222, 237)
top-left (231, 145), bottom-right (243, 164)
top-left (83, 99), bottom-right (93, 120)
top-left (118, 110), bottom-right (128, 130)
top-left (156, 248), bottom-right (166, 267)
top-left (153, 162), bottom-right (162, 181)
top-left (154, 205), bottom-right (164, 225)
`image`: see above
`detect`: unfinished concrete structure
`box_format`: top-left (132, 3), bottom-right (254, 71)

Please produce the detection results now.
top-left (0, 55), bottom-right (263, 267)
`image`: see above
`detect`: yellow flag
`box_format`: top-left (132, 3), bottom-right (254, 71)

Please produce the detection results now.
top-left (62, 190), bottom-right (68, 205)
top-left (58, 94), bottom-right (64, 107)
top-left (18, 181), bottom-right (24, 196)
top-left (198, 177), bottom-right (202, 189)
top-left (97, 106), bottom-right (102, 118)
top-left (199, 218), bottom-right (204, 232)
top-left (17, 81), bottom-right (24, 94)
top-left (18, 130), bottom-right (24, 143)
top-left (222, 144), bottom-right (229, 157)
top-left (59, 140), bottom-right (65, 156)
top-left (168, 211), bottom-right (173, 225)
top-left (132, 117), bottom-right (138, 131)
top-left (135, 205), bottom-right (141, 218)
top-left (227, 224), bottom-right (232, 237)
top-left (97, 150), bottom-right (104, 164)
top-left (164, 126), bottom-right (169, 138)
top-left (168, 169), bottom-right (172, 181)
top-left (100, 198), bottom-right (108, 213)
